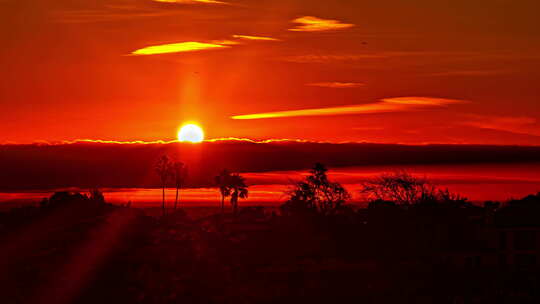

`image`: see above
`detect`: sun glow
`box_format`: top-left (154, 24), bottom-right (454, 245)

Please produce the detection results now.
top-left (178, 124), bottom-right (205, 143)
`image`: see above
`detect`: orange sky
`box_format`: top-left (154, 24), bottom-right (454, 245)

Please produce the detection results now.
top-left (1, 0), bottom-right (540, 144)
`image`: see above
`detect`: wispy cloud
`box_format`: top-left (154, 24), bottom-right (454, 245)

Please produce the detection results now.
top-left (278, 51), bottom-right (516, 64)
top-left (130, 33), bottom-right (280, 56)
top-left (53, 1), bottom-right (237, 23)
top-left (232, 97), bottom-right (467, 120)
top-left (307, 82), bottom-right (365, 88)
top-left (153, 0), bottom-right (230, 4)
top-left (131, 41), bottom-right (230, 55)
top-left (278, 52), bottom-right (443, 63)
top-left (52, 6), bottom-right (179, 23)
top-left (462, 114), bottom-right (540, 136)
top-left (289, 16), bottom-right (354, 32)
top-left (232, 35), bottom-right (281, 41)
top-left (210, 39), bottom-right (242, 46)
top-left (429, 69), bottom-right (510, 77)
top-left (280, 54), bottom-right (364, 63)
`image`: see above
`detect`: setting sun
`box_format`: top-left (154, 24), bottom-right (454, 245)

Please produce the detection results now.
top-left (178, 124), bottom-right (205, 143)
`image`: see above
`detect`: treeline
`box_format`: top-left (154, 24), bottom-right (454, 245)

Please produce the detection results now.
top-left (2, 163), bottom-right (540, 303)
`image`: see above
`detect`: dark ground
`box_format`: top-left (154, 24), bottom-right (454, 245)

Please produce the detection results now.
top-left (1, 195), bottom-right (540, 304)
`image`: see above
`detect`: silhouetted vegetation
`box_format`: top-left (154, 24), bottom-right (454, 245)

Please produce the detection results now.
top-left (215, 169), bottom-right (232, 213)
top-left (154, 155), bottom-right (188, 216)
top-left (155, 155), bottom-right (172, 216)
top-left (228, 173), bottom-right (249, 214)
top-left (360, 171), bottom-right (467, 206)
top-left (41, 189), bottom-right (107, 208)
top-left (281, 163), bottom-right (350, 216)
top-left (215, 169), bottom-right (249, 214)
top-left (2, 164), bottom-right (540, 304)
top-left (172, 161), bottom-right (187, 210)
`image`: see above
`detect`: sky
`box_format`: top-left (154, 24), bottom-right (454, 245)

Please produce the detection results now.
top-left (2, 140), bottom-right (540, 190)
top-left (1, 141), bottom-right (539, 201)
top-left (1, 0), bottom-right (540, 145)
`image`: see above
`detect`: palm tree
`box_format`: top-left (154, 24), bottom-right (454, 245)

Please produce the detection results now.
top-left (172, 161), bottom-right (187, 210)
top-left (155, 155), bottom-right (173, 216)
top-left (215, 169), bottom-right (232, 213)
top-left (229, 173), bottom-right (249, 214)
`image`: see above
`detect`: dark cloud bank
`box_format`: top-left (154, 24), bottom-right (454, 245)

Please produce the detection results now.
top-left (1, 140), bottom-right (539, 191)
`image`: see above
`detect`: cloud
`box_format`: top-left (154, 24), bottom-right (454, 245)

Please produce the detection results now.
top-left (52, 6), bottom-right (180, 23)
top-left (278, 51), bottom-right (517, 64)
top-left (279, 54), bottom-right (372, 63)
top-left (429, 69), bottom-right (510, 77)
top-left (231, 97), bottom-right (467, 120)
top-left (385, 97), bottom-right (466, 106)
top-left (232, 35), bottom-right (281, 41)
top-left (53, 1), bottom-right (234, 23)
top-left (2, 141), bottom-right (539, 191)
top-left (210, 39), bottom-right (242, 45)
top-left (289, 16), bottom-right (354, 32)
top-left (153, 0), bottom-right (230, 4)
top-left (131, 41), bottom-right (230, 55)
top-left (307, 82), bottom-right (365, 88)
top-left (278, 52), bottom-right (445, 64)
top-left (462, 114), bottom-right (540, 136)
top-left (129, 34), bottom-right (280, 56)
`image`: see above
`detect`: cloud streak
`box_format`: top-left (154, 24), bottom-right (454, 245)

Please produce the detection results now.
top-left (429, 69), bottom-right (510, 77)
top-left (52, 6), bottom-right (180, 23)
top-left (232, 35), bottom-right (280, 41)
top-left (278, 53), bottom-right (417, 63)
top-left (307, 82), bottom-right (365, 88)
top-left (131, 41), bottom-right (229, 55)
top-left (232, 97), bottom-right (467, 120)
top-left (289, 16), bottom-right (354, 32)
top-left (462, 114), bottom-right (540, 136)
top-left (278, 51), bottom-right (500, 64)
top-left (153, 0), bottom-right (230, 4)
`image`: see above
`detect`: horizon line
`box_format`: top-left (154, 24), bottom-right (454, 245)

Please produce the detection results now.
top-left (2, 137), bottom-right (540, 147)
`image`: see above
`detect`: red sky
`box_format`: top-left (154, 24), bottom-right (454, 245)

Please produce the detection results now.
top-left (3, 163), bottom-right (540, 204)
top-left (1, 0), bottom-right (540, 144)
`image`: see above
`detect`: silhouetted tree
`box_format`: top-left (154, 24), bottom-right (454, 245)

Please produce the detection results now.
top-left (155, 155), bottom-right (173, 216)
top-left (496, 192), bottom-right (540, 227)
top-left (89, 188), bottom-right (105, 203)
top-left (282, 163), bottom-right (350, 216)
top-left (172, 161), bottom-right (187, 210)
top-left (229, 173), bottom-right (249, 214)
top-left (215, 169), bottom-right (232, 213)
top-left (360, 171), bottom-right (431, 205)
top-left (42, 191), bottom-right (110, 209)
top-left (215, 170), bottom-right (249, 214)
top-left (360, 171), bottom-right (466, 206)
top-left (437, 188), bottom-right (469, 206)
top-left (48, 191), bottom-right (88, 206)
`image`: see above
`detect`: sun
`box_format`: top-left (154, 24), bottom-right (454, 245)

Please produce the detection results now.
top-left (178, 123), bottom-right (204, 143)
